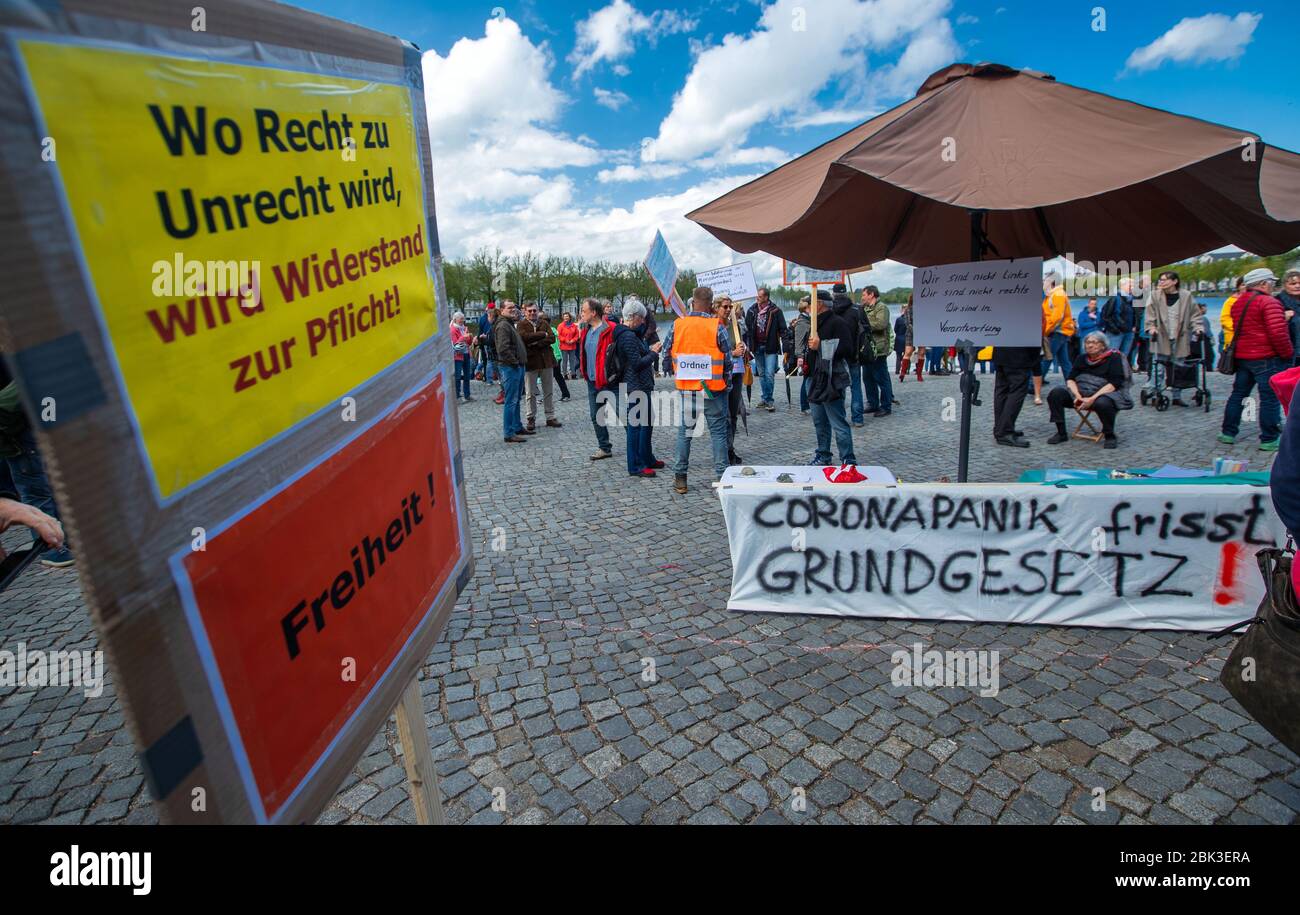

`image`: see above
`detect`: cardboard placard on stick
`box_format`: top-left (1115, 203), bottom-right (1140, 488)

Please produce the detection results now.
top-left (0, 0), bottom-right (472, 823)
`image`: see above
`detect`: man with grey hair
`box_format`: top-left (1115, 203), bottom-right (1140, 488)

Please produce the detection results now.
top-left (1100, 277), bottom-right (1136, 358)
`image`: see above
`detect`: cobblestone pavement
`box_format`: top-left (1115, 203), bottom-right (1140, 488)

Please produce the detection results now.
top-left (3, 361), bottom-right (1298, 825)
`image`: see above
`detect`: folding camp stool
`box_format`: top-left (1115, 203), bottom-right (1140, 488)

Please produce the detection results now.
top-left (1072, 407), bottom-right (1104, 443)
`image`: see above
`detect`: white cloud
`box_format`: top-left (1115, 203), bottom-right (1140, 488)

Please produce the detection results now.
top-left (568, 0), bottom-right (697, 78)
top-left (785, 107), bottom-right (879, 129)
top-left (1125, 12), bottom-right (1261, 73)
top-left (422, 18), bottom-right (601, 220)
top-left (450, 172), bottom-right (767, 273)
top-left (596, 162), bottom-right (689, 183)
top-left (869, 18), bottom-right (960, 100)
top-left (697, 146), bottom-right (792, 169)
top-left (640, 0), bottom-right (959, 164)
top-left (593, 87), bottom-right (631, 110)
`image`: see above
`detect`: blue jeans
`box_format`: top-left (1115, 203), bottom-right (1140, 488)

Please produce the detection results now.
top-left (864, 357), bottom-right (893, 413)
top-left (587, 382), bottom-right (612, 452)
top-left (454, 359), bottom-right (472, 398)
top-left (847, 362), bottom-right (864, 422)
top-left (500, 365), bottom-right (525, 438)
top-left (927, 348), bottom-right (943, 372)
top-left (673, 388), bottom-right (730, 478)
top-left (624, 389), bottom-right (652, 473)
top-left (482, 357), bottom-right (499, 384)
top-left (4, 428), bottom-right (62, 545)
top-left (1106, 331), bottom-right (1134, 358)
top-left (1222, 357), bottom-right (1286, 443)
top-left (754, 348), bottom-right (778, 404)
top-left (811, 395), bottom-right (856, 464)
top-left (1041, 332), bottom-right (1073, 380)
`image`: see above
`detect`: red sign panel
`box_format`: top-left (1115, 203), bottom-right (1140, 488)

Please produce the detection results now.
top-left (174, 375), bottom-right (460, 820)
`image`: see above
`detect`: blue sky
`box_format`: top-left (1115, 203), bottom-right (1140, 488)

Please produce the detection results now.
top-left (294, 0), bottom-right (1295, 289)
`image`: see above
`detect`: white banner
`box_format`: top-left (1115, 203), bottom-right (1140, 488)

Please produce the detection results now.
top-left (912, 257), bottom-right (1043, 347)
top-left (719, 482), bottom-right (1284, 631)
top-left (697, 262), bottom-right (759, 302)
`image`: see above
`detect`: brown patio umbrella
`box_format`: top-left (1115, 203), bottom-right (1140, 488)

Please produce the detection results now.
top-left (688, 62), bottom-right (1300, 271)
top-left (688, 62), bottom-right (1300, 480)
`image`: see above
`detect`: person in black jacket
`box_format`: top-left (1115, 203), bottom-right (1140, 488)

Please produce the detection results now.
top-left (828, 284), bottom-right (867, 425)
top-left (1045, 332), bottom-right (1130, 449)
top-left (744, 287), bottom-right (787, 411)
top-left (992, 344), bottom-right (1039, 447)
top-left (806, 289), bottom-right (857, 465)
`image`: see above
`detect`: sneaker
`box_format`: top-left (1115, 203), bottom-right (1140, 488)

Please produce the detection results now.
top-left (591, 449), bottom-right (612, 460)
top-left (650, 460), bottom-right (666, 469)
top-left (673, 474), bottom-right (688, 494)
top-left (559, 396), bottom-right (571, 402)
top-left (1217, 433), bottom-right (1236, 445)
top-left (493, 393), bottom-right (505, 405)
top-left (632, 468), bottom-right (657, 478)
top-left (1260, 439), bottom-right (1280, 452)
top-left (851, 421), bottom-right (865, 428)
top-left (39, 546), bottom-right (74, 568)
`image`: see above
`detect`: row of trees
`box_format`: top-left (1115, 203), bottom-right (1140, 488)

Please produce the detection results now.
top-left (440, 247), bottom-right (917, 317)
top-left (439, 246), bottom-right (1300, 316)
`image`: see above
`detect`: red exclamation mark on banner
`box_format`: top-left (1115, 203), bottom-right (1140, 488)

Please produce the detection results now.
top-left (1214, 542), bottom-right (1243, 606)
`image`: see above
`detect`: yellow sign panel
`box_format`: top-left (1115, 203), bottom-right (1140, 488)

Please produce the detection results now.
top-left (18, 40), bottom-right (437, 499)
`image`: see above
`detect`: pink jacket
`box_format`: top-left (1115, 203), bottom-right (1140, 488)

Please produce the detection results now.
top-left (451, 322), bottom-right (473, 361)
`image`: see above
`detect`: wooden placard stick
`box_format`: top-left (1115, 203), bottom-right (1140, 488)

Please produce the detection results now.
top-left (394, 677), bottom-right (445, 824)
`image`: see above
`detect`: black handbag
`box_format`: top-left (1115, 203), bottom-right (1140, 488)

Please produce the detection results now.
top-left (1216, 292), bottom-right (1253, 376)
top-left (1216, 542), bottom-right (1300, 756)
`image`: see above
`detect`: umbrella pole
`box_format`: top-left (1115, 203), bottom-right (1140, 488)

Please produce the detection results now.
top-left (957, 209), bottom-right (984, 483)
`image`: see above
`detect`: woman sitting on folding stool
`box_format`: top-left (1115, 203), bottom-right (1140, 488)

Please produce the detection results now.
top-left (1045, 331), bottom-right (1132, 450)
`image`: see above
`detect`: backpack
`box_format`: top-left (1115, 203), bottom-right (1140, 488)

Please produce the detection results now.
top-left (856, 308), bottom-right (876, 363)
top-left (604, 326), bottom-right (629, 386)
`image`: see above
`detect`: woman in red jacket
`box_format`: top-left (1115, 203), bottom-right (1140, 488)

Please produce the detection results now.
top-left (1219, 268), bottom-right (1292, 450)
top-left (557, 312), bottom-right (582, 378)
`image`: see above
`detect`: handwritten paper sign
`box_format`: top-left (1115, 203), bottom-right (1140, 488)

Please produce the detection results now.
top-left (697, 262), bottom-right (759, 302)
top-left (912, 257), bottom-right (1042, 347)
top-left (782, 260), bottom-right (844, 286)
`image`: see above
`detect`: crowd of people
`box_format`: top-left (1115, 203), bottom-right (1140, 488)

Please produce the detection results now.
top-left (453, 265), bottom-right (1300, 487)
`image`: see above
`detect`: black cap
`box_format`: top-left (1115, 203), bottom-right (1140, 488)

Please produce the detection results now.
top-left (831, 282), bottom-right (847, 294)
top-left (816, 288), bottom-right (833, 302)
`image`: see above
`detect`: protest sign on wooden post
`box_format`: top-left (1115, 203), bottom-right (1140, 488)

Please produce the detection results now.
top-left (911, 257), bottom-right (1043, 348)
top-left (782, 260), bottom-right (845, 340)
top-left (0, 0), bottom-right (472, 823)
